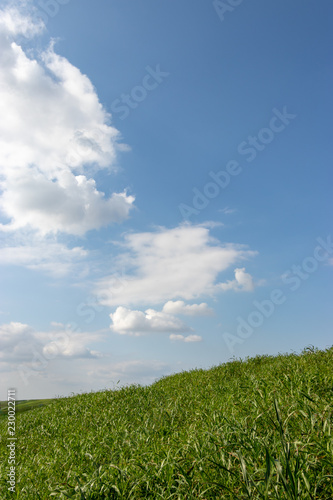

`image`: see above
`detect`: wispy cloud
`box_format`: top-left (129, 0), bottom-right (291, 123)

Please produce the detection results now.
top-left (218, 207), bottom-right (237, 215)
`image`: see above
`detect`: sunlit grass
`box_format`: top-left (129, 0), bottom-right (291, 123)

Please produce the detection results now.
top-left (0, 346), bottom-right (332, 498)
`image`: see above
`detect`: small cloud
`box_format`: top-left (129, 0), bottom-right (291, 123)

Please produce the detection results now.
top-left (218, 267), bottom-right (255, 292)
top-left (219, 207), bottom-right (237, 215)
top-left (162, 300), bottom-right (214, 316)
top-left (184, 335), bottom-right (202, 343)
top-left (42, 338), bottom-right (101, 360)
top-left (169, 334), bottom-right (202, 343)
top-left (110, 306), bottom-right (191, 336)
top-left (196, 221), bottom-right (224, 228)
top-left (169, 334), bottom-right (185, 341)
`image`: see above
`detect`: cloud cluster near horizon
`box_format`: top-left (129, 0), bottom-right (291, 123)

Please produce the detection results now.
top-left (0, 321), bottom-right (103, 366)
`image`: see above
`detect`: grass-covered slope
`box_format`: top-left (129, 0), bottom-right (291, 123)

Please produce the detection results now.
top-left (0, 347), bottom-right (332, 499)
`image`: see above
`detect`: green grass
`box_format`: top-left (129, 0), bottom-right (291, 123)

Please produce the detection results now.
top-left (0, 346), bottom-right (332, 499)
top-left (0, 399), bottom-right (56, 420)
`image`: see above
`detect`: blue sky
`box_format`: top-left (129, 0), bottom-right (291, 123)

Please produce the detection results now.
top-left (0, 0), bottom-right (332, 399)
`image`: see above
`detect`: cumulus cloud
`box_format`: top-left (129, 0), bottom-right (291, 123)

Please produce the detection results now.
top-left (97, 224), bottom-right (257, 306)
top-left (110, 306), bottom-right (191, 336)
top-left (218, 267), bottom-right (255, 292)
top-left (0, 6), bottom-right (134, 237)
top-left (162, 300), bottom-right (214, 316)
top-left (169, 334), bottom-right (202, 343)
top-left (0, 172), bottom-right (134, 236)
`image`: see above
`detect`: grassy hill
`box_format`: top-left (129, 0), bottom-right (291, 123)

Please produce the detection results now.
top-left (0, 346), bottom-right (332, 499)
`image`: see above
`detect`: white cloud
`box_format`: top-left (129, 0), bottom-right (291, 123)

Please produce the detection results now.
top-left (0, 6), bottom-right (134, 237)
top-left (0, 322), bottom-right (34, 354)
top-left (0, 321), bottom-right (103, 364)
top-left (218, 267), bottom-right (255, 292)
top-left (97, 224), bottom-right (257, 306)
top-left (0, 171), bottom-right (134, 236)
top-left (0, 233), bottom-right (88, 276)
top-left (185, 334), bottom-right (202, 342)
top-left (0, 5), bottom-right (44, 37)
top-left (169, 334), bottom-right (202, 343)
top-left (110, 306), bottom-right (191, 336)
top-left (162, 300), bottom-right (214, 316)
top-left (42, 332), bottom-right (102, 359)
